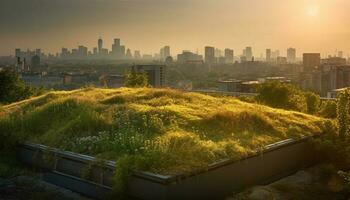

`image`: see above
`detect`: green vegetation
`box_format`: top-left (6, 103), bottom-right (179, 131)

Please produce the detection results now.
top-left (256, 81), bottom-right (337, 119)
top-left (0, 87), bottom-right (335, 194)
top-left (0, 69), bottom-right (44, 104)
top-left (124, 71), bottom-right (149, 88)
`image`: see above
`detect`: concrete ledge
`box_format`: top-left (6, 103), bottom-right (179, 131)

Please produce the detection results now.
top-left (18, 136), bottom-right (317, 200)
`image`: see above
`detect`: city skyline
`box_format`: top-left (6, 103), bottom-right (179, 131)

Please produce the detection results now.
top-left (1, 0), bottom-right (350, 56)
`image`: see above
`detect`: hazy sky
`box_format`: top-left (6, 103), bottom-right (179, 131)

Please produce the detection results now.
top-left (1, 0), bottom-right (350, 57)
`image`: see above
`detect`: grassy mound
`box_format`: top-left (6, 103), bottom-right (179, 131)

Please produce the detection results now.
top-left (0, 87), bottom-right (335, 176)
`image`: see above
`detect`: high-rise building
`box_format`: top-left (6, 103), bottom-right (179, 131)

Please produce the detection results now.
top-left (160, 46), bottom-right (171, 60)
top-left (205, 46), bottom-right (215, 64)
top-left (287, 48), bottom-right (296, 63)
top-left (126, 49), bottom-right (133, 59)
top-left (266, 49), bottom-right (271, 62)
top-left (245, 47), bottom-right (253, 61)
top-left (303, 53), bottom-right (321, 72)
top-left (134, 50), bottom-right (141, 59)
top-left (15, 48), bottom-right (21, 58)
top-left (120, 46), bottom-right (126, 58)
top-left (78, 46), bottom-right (88, 57)
top-left (224, 48), bottom-right (234, 64)
top-left (133, 65), bottom-right (167, 87)
top-left (98, 38), bottom-right (103, 54)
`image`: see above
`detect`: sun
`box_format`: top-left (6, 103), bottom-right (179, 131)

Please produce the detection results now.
top-left (307, 5), bottom-right (320, 17)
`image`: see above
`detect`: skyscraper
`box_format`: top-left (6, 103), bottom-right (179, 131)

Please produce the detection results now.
top-left (160, 46), bottom-right (171, 60)
top-left (98, 38), bottom-right (103, 54)
top-left (245, 47), bottom-right (253, 61)
top-left (205, 46), bottom-right (215, 64)
top-left (126, 48), bottom-right (133, 59)
top-left (224, 48), bottom-right (234, 64)
top-left (287, 48), bottom-right (296, 63)
top-left (134, 50), bottom-right (141, 59)
top-left (303, 53), bottom-right (321, 72)
top-left (266, 49), bottom-right (271, 62)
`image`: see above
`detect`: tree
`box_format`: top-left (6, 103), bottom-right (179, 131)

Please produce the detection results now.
top-left (305, 92), bottom-right (321, 114)
top-left (256, 82), bottom-right (306, 112)
top-left (337, 89), bottom-right (350, 139)
top-left (0, 69), bottom-right (33, 103)
top-left (319, 100), bottom-right (337, 119)
top-left (124, 71), bottom-right (149, 88)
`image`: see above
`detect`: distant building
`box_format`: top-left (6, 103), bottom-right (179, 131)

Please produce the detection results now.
top-left (177, 51), bottom-right (203, 63)
top-left (322, 57), bottom-right (347, 66)
top-left (205, 46), bottom-right (215, 64)
top-left (266, 49), bottom-right (271, 62)
top-left (63, 73), bottom-right (89, 85)
top-left (98, 38), bottom-right (103, 54)
top-left (277, 56), bottom-right (287, 65)
top-left (218, 79), bottom-right (258, 93)
top-left (160, 46), bottom-right (171, 61)
top-left (245, 47), bottom-right (253, 61)
top-left (31, 55), bottom-right (40, 68)
top-left (224, 49), bottom-right (234, 64)
top-left (303, 53), bottom-right (321, 72)
top-left (100, 75), bottom-right (125, 88)
top-left (126, 49), bottom-right (133, 59)
top-left (132, 65), bottom-right (167, 87)
top-left (134, 50), bottom-right (141, 59)
top-left (287, 48), bottom-right (296, 63)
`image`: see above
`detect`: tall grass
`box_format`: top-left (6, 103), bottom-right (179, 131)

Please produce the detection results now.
top-left (0, 87), bottom-right (337, 194)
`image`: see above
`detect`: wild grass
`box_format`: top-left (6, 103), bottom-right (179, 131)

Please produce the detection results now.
top-left (0, 87), bottom-right (335, 177)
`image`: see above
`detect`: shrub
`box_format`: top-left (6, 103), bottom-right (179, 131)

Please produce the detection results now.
top-left (319, 100), bottom-right (338, 119)
top-left (256, 82), bottom-right (307, 112)
top-left (305, 92), bottom-right (320, 114)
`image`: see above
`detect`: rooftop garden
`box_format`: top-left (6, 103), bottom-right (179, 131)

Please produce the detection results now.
top-left (0, 87), bottom-right (336, 194)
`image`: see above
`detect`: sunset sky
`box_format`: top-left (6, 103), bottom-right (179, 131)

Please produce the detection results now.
top-left (1, 0), bottom-right (350, 57)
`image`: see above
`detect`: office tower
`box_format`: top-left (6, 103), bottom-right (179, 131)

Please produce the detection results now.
top-left (303, 53), bottom-right (321, 72)
top-left (78, 46), bottom-right (88, 57)
top-left (120, 46), bottom-right (126, 58)
top-left (112, 38), bottom-right (122, 58)
top-left (15, 48), bottom-right (21, 58)
top-left (266, 49), bottom-right (271, 62)
top-left (114, 38), bottom-right (120, 47)
top-left (98, 38), bottom-right (103, 54)
top-left (245, 47), bottom-right (253, 61)
top-left (134, 50), bottom-right (141, 59)
top-left (287, 48), bottom-right (296, 63)
top-left (224, 48), bottom-right (234, 64)
top-left (164, 46), bottom-right (170, 58)
top-left (205, 46), bottom-right (215, 64)
top-left (126, 49), bottom-right (132, 59)
top-left (160, 46), bottom-right (171, 60)
top-left (133, 65), bottom-right (167, 87)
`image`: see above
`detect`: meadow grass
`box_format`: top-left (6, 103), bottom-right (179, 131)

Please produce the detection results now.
top-left (0, 87), bottom-right (336, 177)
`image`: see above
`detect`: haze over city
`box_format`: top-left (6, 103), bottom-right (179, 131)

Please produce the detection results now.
top-left (1, 0), bottom-right (350, 56)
